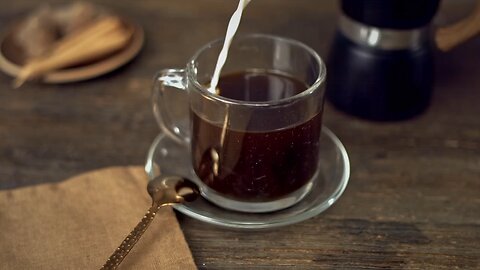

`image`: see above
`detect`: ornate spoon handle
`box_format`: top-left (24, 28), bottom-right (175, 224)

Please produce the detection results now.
top-left (99, 176), bottom-right (199, 270)
top-left (100, 203), bottom-right (161, 270)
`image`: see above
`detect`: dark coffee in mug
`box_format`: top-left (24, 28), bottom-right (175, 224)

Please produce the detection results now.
top-left (191, 71), bottom-right (323, 201)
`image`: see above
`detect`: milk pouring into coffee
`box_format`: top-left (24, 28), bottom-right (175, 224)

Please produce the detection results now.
top-left (204, 0), bottom-right (252, 179)
top-left (208, 0), bottom-right (252, 93)
top-left (154, 32), bottom-right (327, 211)
top-left (152, 0), bottom-right (326, 211)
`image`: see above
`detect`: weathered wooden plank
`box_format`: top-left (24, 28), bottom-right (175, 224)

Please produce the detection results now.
top-left (0, 0), bottom-right (479, 269)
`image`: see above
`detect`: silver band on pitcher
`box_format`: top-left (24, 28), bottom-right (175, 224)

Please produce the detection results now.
top-left (339, 15), bottom-right (429, 50)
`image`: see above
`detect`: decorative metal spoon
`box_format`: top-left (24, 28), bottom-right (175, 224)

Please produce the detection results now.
top-left (100, 176), bottom-right (199, 270)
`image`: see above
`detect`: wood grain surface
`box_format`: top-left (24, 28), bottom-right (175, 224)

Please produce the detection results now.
top-left (0, 0), bottom-right (479, 269)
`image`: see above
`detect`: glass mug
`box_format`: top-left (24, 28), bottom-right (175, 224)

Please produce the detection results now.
top-left (153, 34), bottom-right (326, 213)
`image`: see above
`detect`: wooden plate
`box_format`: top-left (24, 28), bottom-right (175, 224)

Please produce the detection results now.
top-left (0, 17), bottom-right (144, 84)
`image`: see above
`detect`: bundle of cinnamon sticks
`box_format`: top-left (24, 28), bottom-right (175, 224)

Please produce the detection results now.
top-left (14, 16), bottom-right (132, 88)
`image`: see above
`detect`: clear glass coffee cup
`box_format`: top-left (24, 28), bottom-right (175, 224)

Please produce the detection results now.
top-left (153, 34), bottom-right (326, 213)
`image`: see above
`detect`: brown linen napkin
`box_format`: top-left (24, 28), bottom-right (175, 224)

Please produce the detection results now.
top-left (0, 166), bottom-right (197, 270)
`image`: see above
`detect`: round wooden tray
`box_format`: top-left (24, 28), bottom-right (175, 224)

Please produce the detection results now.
top-left (0, 17), bottom-right (144, 84)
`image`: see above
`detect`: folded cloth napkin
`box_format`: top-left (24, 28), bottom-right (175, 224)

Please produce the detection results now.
top-left (0, 166), bottom-right (197, 270)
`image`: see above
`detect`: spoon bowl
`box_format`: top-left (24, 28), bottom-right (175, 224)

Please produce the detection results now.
top-left (147, 175), bottom-right (199, 206)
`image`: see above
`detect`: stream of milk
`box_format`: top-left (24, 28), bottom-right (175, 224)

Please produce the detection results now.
top-left (208, 0), bottom-right (252, 94)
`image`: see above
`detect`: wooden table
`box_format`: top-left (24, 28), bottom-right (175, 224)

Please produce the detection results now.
top-left (1, 1), bottom-right (479, 269)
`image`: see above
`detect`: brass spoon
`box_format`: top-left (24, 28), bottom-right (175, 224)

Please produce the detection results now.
top-left (100, 176), bottom-right (199, 270)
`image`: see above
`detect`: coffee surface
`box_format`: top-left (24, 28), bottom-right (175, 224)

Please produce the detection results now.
top-left (216, 71), bottom-right (306, 102)
top-left (192, 71), bottom-right (322, 200)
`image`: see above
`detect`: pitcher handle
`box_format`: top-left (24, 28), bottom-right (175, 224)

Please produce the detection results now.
top-left (436, 0), bottom-right (480, 51)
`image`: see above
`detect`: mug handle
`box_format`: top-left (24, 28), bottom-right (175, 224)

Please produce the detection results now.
top-left (436, 0), bottom-right (480, 51)
top-left (152, 69), bottom-right (190, 144)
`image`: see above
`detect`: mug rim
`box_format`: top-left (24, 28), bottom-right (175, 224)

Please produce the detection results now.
top-left (186, 33), bottom-right (326, 107)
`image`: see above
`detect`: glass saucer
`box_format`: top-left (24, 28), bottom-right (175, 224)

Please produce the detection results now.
top-left (145, 127), bottom-right (350, 229)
